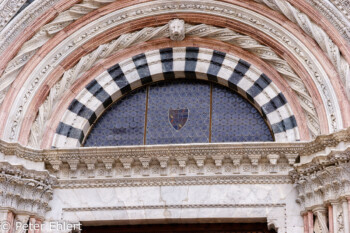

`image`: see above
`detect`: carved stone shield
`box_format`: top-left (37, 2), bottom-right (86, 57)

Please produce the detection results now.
top-left (169, 108), bottom-right (189, 130)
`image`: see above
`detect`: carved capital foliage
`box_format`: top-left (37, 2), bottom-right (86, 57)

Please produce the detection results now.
top-left (0, 162), bottom-right (56, 218)
top-left (292, 144), bottom-right (350, 212)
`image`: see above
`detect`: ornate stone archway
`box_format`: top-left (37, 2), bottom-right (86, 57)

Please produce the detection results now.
top-left (53, 47), bottom-right (299, 147)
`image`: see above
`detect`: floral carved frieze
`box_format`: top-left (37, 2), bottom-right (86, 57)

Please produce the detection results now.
top-left (0, 162), bottom-right (57, 218)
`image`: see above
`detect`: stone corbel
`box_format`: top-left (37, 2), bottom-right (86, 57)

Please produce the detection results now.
top-left (212, 154), bottom-right (224, 174)
top-left (139, 156), bottom-right (151, 176)
top-left (49, 160), bottom-right (62, 171)
top-left (119, 157), bottom-right (134, 177)
top-left (248, 154), bottom-right (261, 173)
top-left (84, 159), bottom-right (97, 178)
top-left (176, 156), bottom-right (188, 175)
top-left (67, 159), bottom-right (79, 178)
top-left (67, 159), bottom-right (79, 171)
top-left (267, 154), bottom-right (279, 173)
top-left (101, 158), bottom-right (114, 177)
top-left (285, 153), bottom-right (299, 165)
top-left (230, 155), bottom-right (243, 174)
top-left (157, 157), bottom-right (169, 176)
top-left (193, 155), bottom-right (206, 175)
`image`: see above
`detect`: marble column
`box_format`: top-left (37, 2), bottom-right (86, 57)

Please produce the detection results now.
top-left (329, 205), bottom-right (334, 233)
top-left (304, 213), bottom-right (309, 233)
top-left (13, 215), bottom-right (30, 233)
top-left (331, 201), bottom-right (340, 233)
top-left (6, 211), bottom-right (14, 233)
top-left (28, 218), bottom-right (37, 233)
top-left (313, 206), bottom-right (329, 233)
top-left (308, 211), bottom-right (314, 233)
top-left (342, 199), bottom-right (350, 233)
top-left (0, 210), bottom-right (12, 233)
top-left (34, 219), bottom-right (42, 233)
top-left (332, 201), bottom-right (348, 233)
top-left (348, 198), bottom-right (350, 232)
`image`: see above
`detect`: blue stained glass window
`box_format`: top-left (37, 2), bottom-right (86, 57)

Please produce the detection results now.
top-left (211, 85), bottom-right (273, 142)
top-left (84, 88), bottom-right (146, 146)
top-left (84, 80), bottom-right (273, 147)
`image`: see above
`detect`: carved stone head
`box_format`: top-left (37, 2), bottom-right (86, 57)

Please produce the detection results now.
top-left (169, 19), bottom-right (185, 41)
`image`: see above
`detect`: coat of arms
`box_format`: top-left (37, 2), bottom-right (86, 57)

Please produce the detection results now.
top-left (169, 108), bottom-right (189, 130)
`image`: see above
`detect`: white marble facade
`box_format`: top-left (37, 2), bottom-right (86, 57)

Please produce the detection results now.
top-left (1, 129), bottom-right (349, 233)
top-left (45, 184), bottom-right (303, 233)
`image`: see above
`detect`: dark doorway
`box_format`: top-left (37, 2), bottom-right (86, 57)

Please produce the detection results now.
top-left (83, 223), bottom-right (276, 233)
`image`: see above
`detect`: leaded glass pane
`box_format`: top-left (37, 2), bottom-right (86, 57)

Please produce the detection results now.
top-left (211, 85), bottom-right (273, 142)
top-left (84, 88), bottom-right (146, 146)
top-left (84, 80), bottom-right (273, 147)
top-left (146, 81), bottom-right (210, 144)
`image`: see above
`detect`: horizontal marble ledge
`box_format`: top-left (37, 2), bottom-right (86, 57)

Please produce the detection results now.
top-left (0, 128), bottom-right (349, 163)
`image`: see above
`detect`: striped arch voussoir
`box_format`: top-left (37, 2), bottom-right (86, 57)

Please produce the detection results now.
top-left (53, 47), bottom-right (299, 148)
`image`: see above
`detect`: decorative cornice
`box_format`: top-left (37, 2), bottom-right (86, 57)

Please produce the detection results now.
top-left (292, 146), bottom-right (350, 176)
top-left (1, 127), bottom-right (350, 162)
top-left (300, 127), bottom-right (350, 156)
top-left (0, 161), bottom-right (53, 181)
top-left (57, 175), bottom-right (293, 189)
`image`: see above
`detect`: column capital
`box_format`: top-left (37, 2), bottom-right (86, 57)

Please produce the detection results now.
top-left (312, 205), bottom-right (327, 214)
